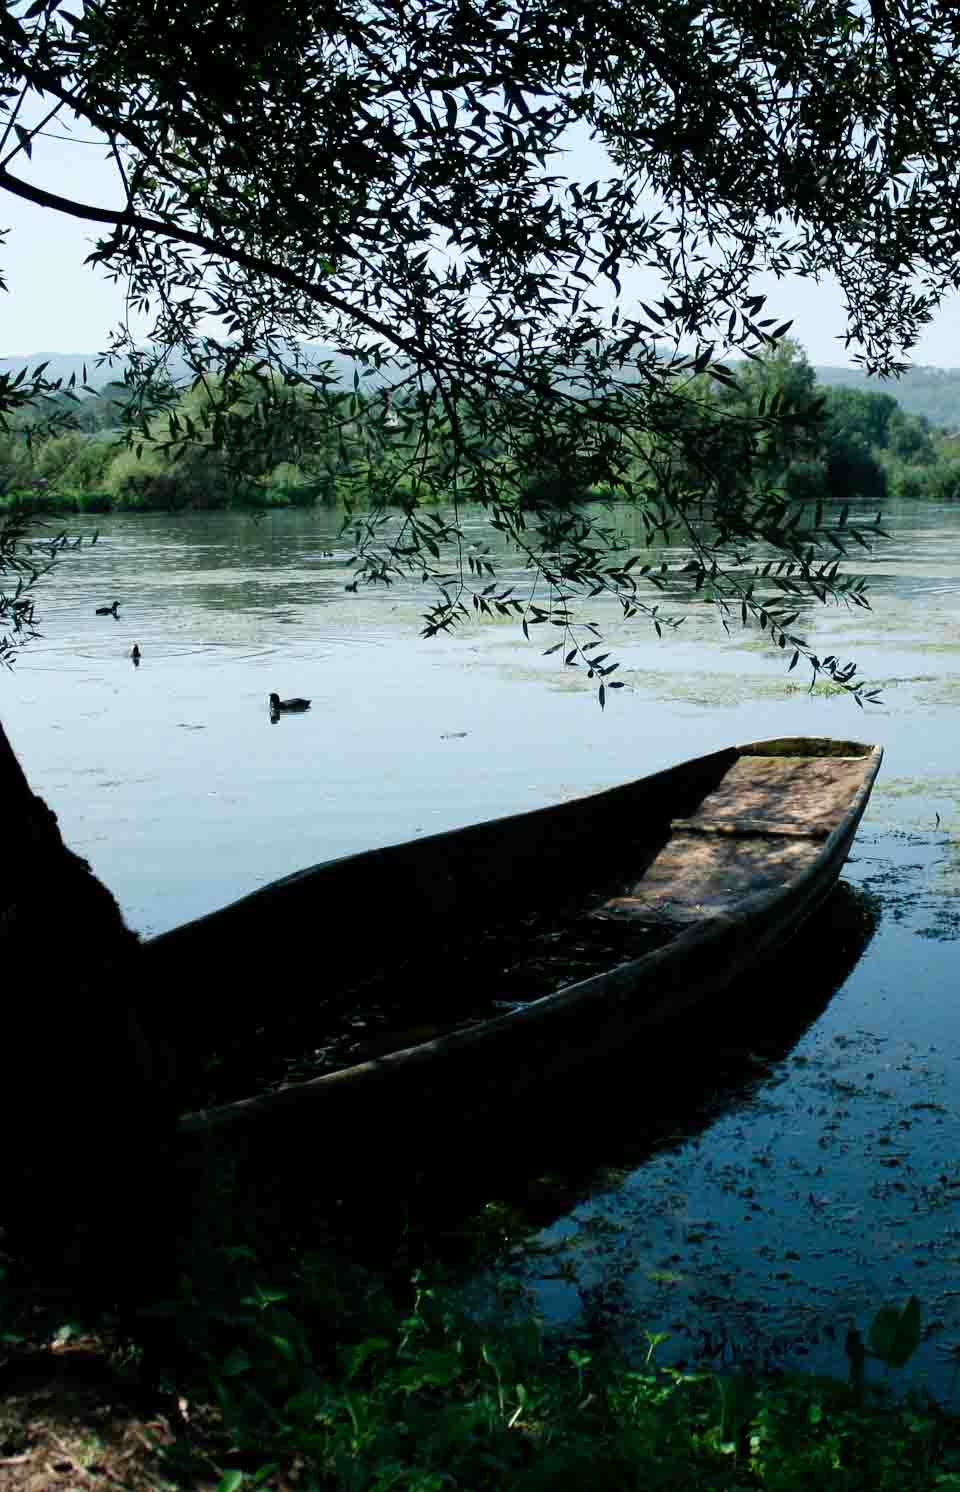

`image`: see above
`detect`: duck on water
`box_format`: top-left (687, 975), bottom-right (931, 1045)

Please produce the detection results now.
top-left (269, 693), bottom-right (311, 713)
top-left (96, 601), bottom-right (120, 617)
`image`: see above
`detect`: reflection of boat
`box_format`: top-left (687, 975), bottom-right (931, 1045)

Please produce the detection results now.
top-left (480, 878), bottom-right (883, 1228)
top-left (143, 736), bottom-right (882, 1138)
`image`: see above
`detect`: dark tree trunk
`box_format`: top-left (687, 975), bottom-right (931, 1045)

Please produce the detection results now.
top-left (0, 715), bottom-right (177, 1286)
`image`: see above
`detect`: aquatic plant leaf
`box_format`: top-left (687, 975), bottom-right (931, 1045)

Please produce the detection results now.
top-left (220, 1348), bottom-right (252, 1377)
top-left (868, 1296), bottom-right (921, 1368)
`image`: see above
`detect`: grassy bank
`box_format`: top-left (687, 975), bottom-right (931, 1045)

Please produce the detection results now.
top-left (0, 481), bottom-right (333, 516)
top-left (2, 1144), bottom-right (959, 1492)
top-left (2, 1265), bottom-right (956, 1491)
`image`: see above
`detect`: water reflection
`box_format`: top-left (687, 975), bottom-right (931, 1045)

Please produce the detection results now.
top-left (396, 881), bottom-right (882, 1219)
top-left (224, 881), bottom-right (881, 1358)
top-left (508, 832), bottom-right (960, 1392)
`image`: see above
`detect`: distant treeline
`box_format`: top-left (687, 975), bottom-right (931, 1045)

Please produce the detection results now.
top-left (719, 342), bottom-right (960, 504)
top-left (1, 344), bottom-right (959, 513)
top-left (814, 362), bottom-right (960, 432)
top-left (0, 377), bottom-right (343, 513)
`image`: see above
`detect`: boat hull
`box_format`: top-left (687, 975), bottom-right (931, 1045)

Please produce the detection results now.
top-left (140, 737), bottom-right (882, 1137)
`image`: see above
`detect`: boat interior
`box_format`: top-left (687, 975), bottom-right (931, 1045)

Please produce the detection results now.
top-left (148, 739), bottom-right (879, 1108)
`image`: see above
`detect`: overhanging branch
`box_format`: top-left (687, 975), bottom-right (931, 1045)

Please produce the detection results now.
top-left (0, 165), bottom-right (433, 370)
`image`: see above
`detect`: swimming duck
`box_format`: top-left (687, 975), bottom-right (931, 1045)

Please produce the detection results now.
top-left (269, 692), bottom-right (311, 713)
top-left (96, 601), bottom-right (120, 617)
top-left (131, 644), bottom-right (141, 664)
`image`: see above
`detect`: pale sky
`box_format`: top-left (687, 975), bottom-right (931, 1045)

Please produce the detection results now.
top-left (3, 123), bottom-right (959, 369)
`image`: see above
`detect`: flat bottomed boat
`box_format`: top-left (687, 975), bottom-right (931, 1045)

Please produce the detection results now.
top-left (142, 736), bottom-right (882, 1137)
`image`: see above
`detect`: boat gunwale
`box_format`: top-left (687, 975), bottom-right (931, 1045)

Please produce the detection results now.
top-left (177, 737), bottom-right (882, 1135)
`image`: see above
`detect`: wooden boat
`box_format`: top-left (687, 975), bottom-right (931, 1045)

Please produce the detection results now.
top-left (142, 736), bottom-right (882, 1138)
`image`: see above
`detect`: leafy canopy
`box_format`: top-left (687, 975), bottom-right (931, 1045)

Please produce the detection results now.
top-left (3, 0), bottom-right (959, 695)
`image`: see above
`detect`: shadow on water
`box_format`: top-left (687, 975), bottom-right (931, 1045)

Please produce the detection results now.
top-left (472, 879), bottom-right (882, 1232)
top-left (386, 879), bottom-right (883, 1263)
top-left (197, 879), bottom-right (880, 1270)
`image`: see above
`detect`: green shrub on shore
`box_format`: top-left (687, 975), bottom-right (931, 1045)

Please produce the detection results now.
top-left (0, 489), bottom-right (54, 514)
top-left (8, 347), bottom-right (960, 519)
top-left (75, 489), bottom-right (113, 514)
top-left (889, 457), bottom-right (960, 503)
top-left (0, 1095), bottom-right (948, 1490)
top-left (2, 1219), bottom-right (956, 1492)
top-left (171, 1264), bottom-right (949, 1492)
top-left (0, 487), bottom-right (115, 514)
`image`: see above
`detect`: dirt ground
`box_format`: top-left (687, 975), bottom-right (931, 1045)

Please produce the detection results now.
top-left (0, 1339), bottom-right (294, 1492)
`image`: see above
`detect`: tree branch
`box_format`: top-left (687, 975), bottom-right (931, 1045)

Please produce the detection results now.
top-left (0, 165), bottom-right (433, 369)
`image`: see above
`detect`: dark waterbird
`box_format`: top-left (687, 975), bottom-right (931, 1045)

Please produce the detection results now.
top-left (131, 644), bottom-right (141, 665)
top-left (96, 601), bottom-right (120, 617)
top-left (269, 693), bottom-right (311, 713)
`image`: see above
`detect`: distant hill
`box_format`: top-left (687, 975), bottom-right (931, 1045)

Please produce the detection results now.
top-left (0, 344), bottom-right (384, 394)
top-left (6, 349), bottom-right (960, 429)
top-left (0, 351), bottom-right (130, 389)
top-left (814, 364), bottom-right (960, 432)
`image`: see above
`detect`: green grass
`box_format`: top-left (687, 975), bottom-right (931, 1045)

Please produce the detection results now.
top-left (127, 1261), bottom-right (960, 1490)
top-left (3, 1193), bottom-right (957, 1492)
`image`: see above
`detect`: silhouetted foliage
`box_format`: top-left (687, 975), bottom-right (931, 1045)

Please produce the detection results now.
top-left (5, 0), bottom-right (960, 692)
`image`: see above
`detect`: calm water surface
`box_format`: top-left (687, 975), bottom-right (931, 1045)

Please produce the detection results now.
top-left (7, 499), bottom-right (960, 1393)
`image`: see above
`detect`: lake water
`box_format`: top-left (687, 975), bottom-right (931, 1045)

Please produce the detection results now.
top-left (6, 498), bottom-right (960, 1395)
